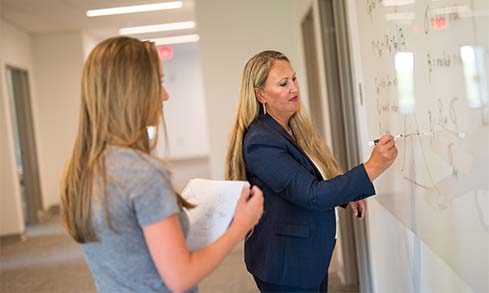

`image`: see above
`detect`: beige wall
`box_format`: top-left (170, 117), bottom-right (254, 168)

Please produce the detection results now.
top-left (158, 43), bottom-right (210, 160)
top-left (0, 20), bottom-right (34, 236)
top-left (32, 32), bottom-right (84, 209)
top-left (0, 19), bottom-right (84, 235)
top-left (194, 0), bottom-right (312, 179)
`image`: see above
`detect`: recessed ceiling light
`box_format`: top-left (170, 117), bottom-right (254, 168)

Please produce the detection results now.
top-left (119, 21), bottom-right (195, 35)
top-left (148, 34), bottom-right (200, 46)
top-left (86, 1), bottom-right (183, 17)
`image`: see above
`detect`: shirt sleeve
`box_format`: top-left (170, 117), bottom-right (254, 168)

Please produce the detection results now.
top-left (130, 164), bottom-right (180, 228)
top-left (244, 130), bottom-right (376, 211)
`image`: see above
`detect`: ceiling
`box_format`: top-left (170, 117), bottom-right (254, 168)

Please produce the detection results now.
top-left (1, 0), bottom-right (196, 40)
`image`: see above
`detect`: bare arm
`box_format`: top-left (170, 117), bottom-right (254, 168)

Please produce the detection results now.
top-left (143, 186), bottom-right (263, 292)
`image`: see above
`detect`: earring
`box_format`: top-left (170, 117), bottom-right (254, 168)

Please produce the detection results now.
top-left (262, 103), bottom-right (267, 115)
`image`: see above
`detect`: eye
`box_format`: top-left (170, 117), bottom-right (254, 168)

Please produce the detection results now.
top-left (292, 76), bottom-right (297, 82)
top-left (279, 81), bottom-right (288, 87)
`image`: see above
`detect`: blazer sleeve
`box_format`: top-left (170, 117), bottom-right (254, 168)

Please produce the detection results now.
top-left (244, 131), bottom-right (376, 211)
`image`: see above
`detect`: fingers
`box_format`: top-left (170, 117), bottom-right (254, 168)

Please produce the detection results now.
top-left (239, 185), bottom-right (251, 203)
top-left (377, 135), bottom-right (393, 145)
top-left (249, 186), bottom-right (264, 206)
top-left (349, 202), bottom-right (358, 217)
top-left (375, 135), bottom-right (398, 161)
top-left (358, 200), bottom-right (366, 219)
top-left (385, 140), bottom-right (396, 150)
top-left (386, 144), bottom-right (398, 160)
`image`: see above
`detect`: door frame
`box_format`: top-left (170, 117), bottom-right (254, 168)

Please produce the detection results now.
top-left (6, 65), bottom-right (43, 225)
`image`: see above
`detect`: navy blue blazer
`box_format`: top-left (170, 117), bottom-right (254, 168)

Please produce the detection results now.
top-left (243, 114), bottom-right (376, 288)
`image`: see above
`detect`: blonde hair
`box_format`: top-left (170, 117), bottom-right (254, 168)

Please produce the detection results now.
top-left (225, 50), bottom-right (342, 181)
top-left (61, 36), bottom-right (193, 243)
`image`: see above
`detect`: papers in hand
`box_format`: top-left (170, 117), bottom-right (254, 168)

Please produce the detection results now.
top-left (181, 178), bottom-right (249, 251)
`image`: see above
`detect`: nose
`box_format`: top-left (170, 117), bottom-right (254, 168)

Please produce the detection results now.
top-left (289, 80), bottom-right (299, 93)
top-left (162, 86), bottom-right (169, 101)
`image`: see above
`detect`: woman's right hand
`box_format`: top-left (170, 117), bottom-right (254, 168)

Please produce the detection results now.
top-left (229, 185), bottom-right (264, 240)
top-left (364, 135), bottom-right (398, 181)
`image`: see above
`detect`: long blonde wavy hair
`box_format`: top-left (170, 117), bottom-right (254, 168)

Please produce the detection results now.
top-left (225, 50), bottom-right (342, 181)
top-left (60, 36), bottom-right (193, 243)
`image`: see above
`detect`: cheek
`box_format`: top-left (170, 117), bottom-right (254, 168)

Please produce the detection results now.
top-left (268, 89), bottom-right (288, 103)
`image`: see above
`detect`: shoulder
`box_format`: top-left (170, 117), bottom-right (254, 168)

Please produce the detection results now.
top-left (105, 146), bottom-right (170, 189)
top-left (245, 116), bottom-right (285, 147)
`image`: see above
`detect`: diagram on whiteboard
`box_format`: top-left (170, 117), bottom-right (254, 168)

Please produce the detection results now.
top-left (356, 0), bottom-right (488, 291)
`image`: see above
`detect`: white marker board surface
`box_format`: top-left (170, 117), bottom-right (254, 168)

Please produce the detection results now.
top-left (350, 0), bottom-right (488, 291)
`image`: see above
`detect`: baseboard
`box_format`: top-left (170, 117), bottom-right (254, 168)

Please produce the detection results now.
top-left (0, 233), bottom-right (26, 245)
top-left (37, 204), bottom-right (60, 224)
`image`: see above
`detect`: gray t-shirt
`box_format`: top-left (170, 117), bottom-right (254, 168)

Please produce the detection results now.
top-left (81, 146), bottom-right (197, 293)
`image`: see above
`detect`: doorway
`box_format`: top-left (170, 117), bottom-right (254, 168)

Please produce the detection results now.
top-left (6, 66), bottom-right (43, 225)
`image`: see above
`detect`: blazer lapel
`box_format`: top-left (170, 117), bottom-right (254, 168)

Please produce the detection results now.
top-left (262, 114), bottom-right (324, 180)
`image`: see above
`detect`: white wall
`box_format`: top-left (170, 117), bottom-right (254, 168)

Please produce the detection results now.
top-left (32, 32), bottom-right (84, 210)
top-left (194, 0), bottom-right (310, 179)
top-left (81, 32), bottom-right (101, 60)
top-left (0, 19), bottom-right (34, 236)
top-left (0, 19), bottom-right (84, 236)
top-left (158, 43), bottom-right (210, 160)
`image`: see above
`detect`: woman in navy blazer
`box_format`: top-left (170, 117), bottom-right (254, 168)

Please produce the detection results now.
top-left (225, 50), bottom-right (398, 292)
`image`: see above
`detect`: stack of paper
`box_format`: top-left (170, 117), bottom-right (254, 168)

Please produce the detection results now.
top-left (181, 178), bottom-right (249, 251)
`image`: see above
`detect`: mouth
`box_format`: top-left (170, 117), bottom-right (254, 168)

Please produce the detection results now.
top-left (289, 96), bottom-right (299, 102)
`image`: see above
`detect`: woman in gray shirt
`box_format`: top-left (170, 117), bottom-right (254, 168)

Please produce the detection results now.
top-left (60, 36), bottom-right (263, 293)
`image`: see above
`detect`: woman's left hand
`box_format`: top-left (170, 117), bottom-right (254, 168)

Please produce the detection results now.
top-left (349, 200), bottom-right (366, 220)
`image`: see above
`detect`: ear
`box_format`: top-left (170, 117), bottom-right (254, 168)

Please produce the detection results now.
top-left (254, 88), bottom-right (266, 104)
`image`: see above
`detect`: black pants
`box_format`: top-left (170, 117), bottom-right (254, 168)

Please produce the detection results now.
top-left (253, 273), bottom-right (329, 293)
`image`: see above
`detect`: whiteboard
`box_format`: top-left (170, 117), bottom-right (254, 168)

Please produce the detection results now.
top-left (351, 0), bottom-right (488, 291)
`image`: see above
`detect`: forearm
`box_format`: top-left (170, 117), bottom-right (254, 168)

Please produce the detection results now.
top-left (145, 216), bottom-right (244, 292)
top-left (171, 226), bottom-right (243, 291)
top-left (147, 188), bottom-right (263, 292)
top-left (285, 164), bottom-right (375, 211)
top-left (363, 160), bottom-right (381, 181)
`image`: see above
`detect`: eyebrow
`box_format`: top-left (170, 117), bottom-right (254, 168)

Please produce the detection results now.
top-left (278, 72), bottom-right (297, 82)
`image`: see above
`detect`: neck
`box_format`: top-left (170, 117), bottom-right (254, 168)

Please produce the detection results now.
top-left (268, 112), bottom-right (292, 132)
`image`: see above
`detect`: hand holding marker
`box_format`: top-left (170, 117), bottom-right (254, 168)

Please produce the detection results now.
top-left (368, 131), bottom-right (437, 147)
top-left (368, 134), bottom-right (403, 147)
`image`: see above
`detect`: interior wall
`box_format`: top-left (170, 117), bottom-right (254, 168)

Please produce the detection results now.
top-left (158, 43), bottom-right (210, 160)
top-left (32, 32), bottom-right (84, 210)
top-left (81, 32), bottom-right (101, 60)
top-left (0, 19), bottom-right (86, 231)
top-left (194, 0), bottom-right (311, 179)
top-left (0, 19), bottom-right (34, 236)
